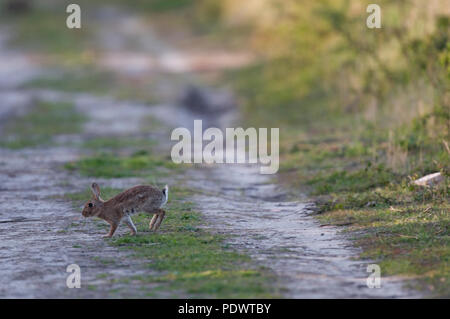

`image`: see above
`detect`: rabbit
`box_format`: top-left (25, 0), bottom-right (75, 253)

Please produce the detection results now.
top-left (82, 182), bottom-right (168, 238)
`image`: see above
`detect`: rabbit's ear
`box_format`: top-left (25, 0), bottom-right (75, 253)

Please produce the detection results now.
top-left (90, 182), bottom-right (101, 200)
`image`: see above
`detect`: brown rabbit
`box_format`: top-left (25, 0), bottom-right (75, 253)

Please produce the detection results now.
top-left (82, 182), bottom-right (168, 238)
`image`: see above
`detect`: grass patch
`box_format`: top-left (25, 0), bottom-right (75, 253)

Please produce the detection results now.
top-left (23, 69), bottom-right (115, 94)
top-left (92, 256), bottom-right (115, 265)
top-left (280, 130), bottom-right (449, 296)
top-left (64, 151), bottom-right (178, 179)
top-left (317, 199), bottom-right (449, 296)
top-left (82, 137), bottom-right (155, 151)
top-left (65, 186), bottom-right (278, 298)
top-left (93, 0), bottom-right (196, 13)
top-left (23, 69), bottom-right (162, 103)
top-left (307, 165), bottom-right (395, 195)
top-left (6, 6), bottom-right (91, 63)
top-left (111, 187), bottom-right (278, 298)
top-left (0, 101), bottom-right (85, 149)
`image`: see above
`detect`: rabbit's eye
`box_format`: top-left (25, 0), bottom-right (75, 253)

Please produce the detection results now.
top-left (88, 203), bottom-right (93, 208)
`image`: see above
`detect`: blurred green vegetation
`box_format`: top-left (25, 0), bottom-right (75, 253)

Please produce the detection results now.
top-left (1, 2), bottom-right (92, 65)
top-left (24, 69), bottom-right (115, 94)
top-left (185, 0), bottom-right (449, 296)
top-left (81, 136), bottom-right (155, 151)
top-left (104, 0), bottom-right (195, 12)
top-left (0, 101), bottom-right (85, 148)
top-left (65, 150), bottom-right (179, 180)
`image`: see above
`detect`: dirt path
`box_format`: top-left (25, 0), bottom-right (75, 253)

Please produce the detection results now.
top-left (185, 164), bottom-right (422, 298)
top-left (0, 8), bottom-right (421, 298)
top-left (0, 29), bottom-right (165, 297)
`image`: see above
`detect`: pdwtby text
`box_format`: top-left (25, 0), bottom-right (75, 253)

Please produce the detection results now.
top-left (178, 303), bottom-right (271, 316)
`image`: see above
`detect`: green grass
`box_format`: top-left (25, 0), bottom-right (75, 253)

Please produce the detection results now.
top-left (64, 151), bottom-right (179, 179)
top-left (92, 256), bottom-right (115, 266)
top-left (0, 101), bottom-right (85, 149)
top-left (23, 69), bottom-right (115, 94)
top-left (3, 1), bottom-right (184, 103)
top-left (317, 198), bottom-right (449, 296)
top-left (279, 129), bottom-right (449, 296)
top-left (306, 165), bottom-right (395, 195)
top-left (22, 69), bottom-right (163, 103)
top-left (91, 0), bottom-right (195, 13)
top-left (6, 6), bottom-right (91, 63)
top-left (82, 137), bottom-right (155, 151)
top-left (111, 187), bottom-right (278, 298)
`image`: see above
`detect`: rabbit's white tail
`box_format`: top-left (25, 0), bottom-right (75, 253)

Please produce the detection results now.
top-left (162, 185), bottom-right (169, 206)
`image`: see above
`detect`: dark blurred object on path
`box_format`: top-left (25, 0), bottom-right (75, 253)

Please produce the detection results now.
top-left (4, 0), bottom-right (32, 14)
top-left (179, 85), bottom-right (236, 114)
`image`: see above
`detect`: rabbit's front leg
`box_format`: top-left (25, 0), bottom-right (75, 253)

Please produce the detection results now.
top-left (104, 221), bottom-right (119, 238)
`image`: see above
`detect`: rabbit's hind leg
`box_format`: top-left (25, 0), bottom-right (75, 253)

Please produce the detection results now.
top-left (149, 214), bottom-right (158, 230)
top-left (148, 209), bottom-right (165, 231)
top-left (152, 209), bottom-right (166, 231)
top-left (123, 215), bottom-right (137, 235)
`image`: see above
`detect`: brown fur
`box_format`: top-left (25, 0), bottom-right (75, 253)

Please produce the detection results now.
top-left (82, 183), bottom-right (167, 237)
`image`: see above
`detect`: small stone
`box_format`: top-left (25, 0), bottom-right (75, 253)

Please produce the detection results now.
top-left (413, 172), bottom-right (443, 187)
